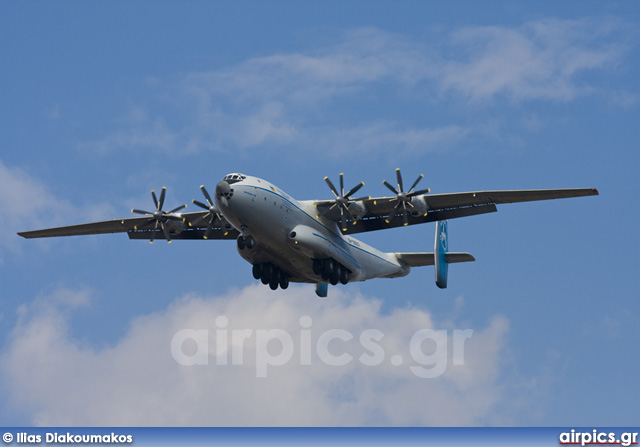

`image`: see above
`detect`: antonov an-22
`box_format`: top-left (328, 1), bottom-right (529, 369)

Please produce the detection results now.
top-left (18, 169), bottom-right (598, 297)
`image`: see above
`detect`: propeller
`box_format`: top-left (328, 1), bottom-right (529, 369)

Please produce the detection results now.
top-left (191, 185), bottom-right (225, 239)
top-left (324, 173), bottom-right (365, 232)
top-left (131, 187), bottom-right (187, 243)
top-left (382, 168), bottom-right (430, 226)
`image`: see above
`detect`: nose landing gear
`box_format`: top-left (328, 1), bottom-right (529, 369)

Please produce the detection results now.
top-left (237, 235), bottom-right (255, 250)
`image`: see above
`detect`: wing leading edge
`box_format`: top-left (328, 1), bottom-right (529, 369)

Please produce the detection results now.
top-left (423, 188), bottom-right (599, 209)
top-left (18, 217), bottom-right (148, 238)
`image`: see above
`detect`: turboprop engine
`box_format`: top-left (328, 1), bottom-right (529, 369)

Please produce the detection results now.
top-left (409, 195), bottom-right (429, 216)
top-left (347, 200), bottom-right (367, 220)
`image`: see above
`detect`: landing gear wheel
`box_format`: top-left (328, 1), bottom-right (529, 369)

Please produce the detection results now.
top-left (323, 259), bottom-right (335, 276)
top-left (237, 236), bottom-right (246, 250)
top-left (269, 271), bottom-right (279, 290)
top-left (260, 263), bottom-right (271, 284)
top-left (312, 259), bottom-right (322, 276)
top-left (252, 264), bottom-right (262, 280)
top-left (279, 275), bottom-right (289, 290)
top-left (340, 268), bottom-right (350, 285)
top-left (245, 235), bottom-right (255, 249)
top-left (329, 267), bottom-right (340, 286)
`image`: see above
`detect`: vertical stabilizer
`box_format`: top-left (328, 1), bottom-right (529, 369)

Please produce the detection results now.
top-left (434, 220), bottom-right (448, 288)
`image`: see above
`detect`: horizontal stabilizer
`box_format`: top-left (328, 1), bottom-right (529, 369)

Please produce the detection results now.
top-left (395, 252), bottom-right (475, 267)
top-left (445, 253), bottom-right (475, 263)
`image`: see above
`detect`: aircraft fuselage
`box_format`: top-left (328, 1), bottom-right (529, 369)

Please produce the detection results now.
top-left (214, 174), bottom-right (409, 285)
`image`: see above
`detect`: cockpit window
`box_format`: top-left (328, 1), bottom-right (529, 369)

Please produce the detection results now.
top-left (223, 173), bottom-right (246, 184)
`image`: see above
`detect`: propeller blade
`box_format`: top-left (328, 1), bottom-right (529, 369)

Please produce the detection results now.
top-left (150, 221), bottom-right (158, 243)
top-left (383, 180), bottom-right (399, 195)
top-left (402, 202), bottom-right (409, 226)
top-left (344, 182), bottom-right (364, 198)
top-left (324, 177), bottom-right (339, 198)
top-left (188, 213), bottom-right (207, 227)
top-left (167, 204), bottom-right (187, 214)
top-left (135, 218), bottom-right (156, 231)
top-left (408, 174), bottom-right (424, 194)
top-left (158, 187), bottom-right (166, 211)
top-left (192, 199), bottom-right (210, 211)
top-left (204, 220), bottom-right (215, 240)
top-left (396, 168), bottom-right (404, 193)
top-left (135, 186), bottom-right (186, 242)
top-left (201, 185), bottom-right (214, 207)
top-left (161, 222), bottom-right (172, 243)
top-left (324, 174), bottom-right (366, 227)
top-left (386, 204), bottom-right (402, 224)
top-left (408, 188), bottom-right (430, 197)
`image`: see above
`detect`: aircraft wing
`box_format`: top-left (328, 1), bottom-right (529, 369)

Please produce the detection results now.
top-left (18, 216), bottom-right (150, 238)
top-left (18, 211), bottom-right (239, 241)
top-left (422, 188), bottom-right (600, 209)
top-left (316, 188), bottom-right (598, 235)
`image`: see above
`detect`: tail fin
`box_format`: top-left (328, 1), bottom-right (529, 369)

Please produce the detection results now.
top-left (394, 219), bottom-right (473, 288)
top-left (434, 220), bottom-right (449, 288)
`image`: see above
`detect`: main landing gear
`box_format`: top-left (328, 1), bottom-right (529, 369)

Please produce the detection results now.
top-left (252, 262), bottom-right (290, 291)
top-left (312, 258), bottom-right (350, 285)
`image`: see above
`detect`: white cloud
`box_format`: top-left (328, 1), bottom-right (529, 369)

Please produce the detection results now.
top-left (78, 107), bottom-right (178, 155)
top-left (439, 18), bottom-right (627, 101)
top-left (0, 160), bottom-right (117, 255)
top-left (0, 161), bottom-right (76, 253)
top-left (83, 18), bottom-right (632, 158)
top-left (183, 28), bottom-right (430, 104)
top-left (318, 123), bottom-right (470, 158)
top-left (1, 284), bottom-right (529, 426)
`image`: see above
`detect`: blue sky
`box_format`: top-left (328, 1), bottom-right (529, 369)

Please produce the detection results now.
top-left (1, 1), bottom-right (638, 426)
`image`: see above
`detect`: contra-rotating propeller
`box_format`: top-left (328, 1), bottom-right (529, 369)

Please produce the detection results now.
top-left (191, 185), bottom-right (225, 240)
top-left (324, 173), bottom-right (365, 232)
top-left (131, 187), bottom-right (187, 243)
top-left (382, 168), bottom-right (430, 226)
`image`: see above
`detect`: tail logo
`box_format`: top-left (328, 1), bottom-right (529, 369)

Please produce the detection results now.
top-left (439, 221), bottom-right (448, 251)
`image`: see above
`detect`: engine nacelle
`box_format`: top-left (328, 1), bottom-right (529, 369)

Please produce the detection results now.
top-left (347, 200), bottom-right (367, 220)
top-left (409, 195), bottom-right (429, 216)
top-left (164, 218), bottom-right (187, 235)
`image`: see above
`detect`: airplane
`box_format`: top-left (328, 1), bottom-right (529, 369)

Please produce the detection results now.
top-left (18, 169), bottom-right (598, 297)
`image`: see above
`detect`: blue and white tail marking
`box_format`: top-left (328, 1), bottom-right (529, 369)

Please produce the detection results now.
top-left (434, 220), bottom-right (449, 289)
